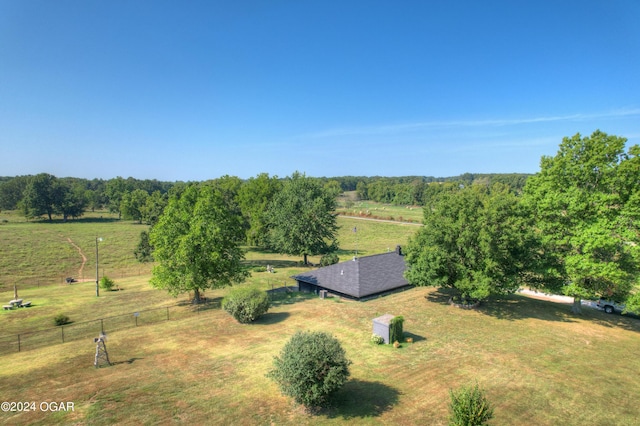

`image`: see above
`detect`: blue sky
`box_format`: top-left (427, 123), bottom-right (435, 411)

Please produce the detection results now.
top-left (1, 1), bottom-right (639, 181)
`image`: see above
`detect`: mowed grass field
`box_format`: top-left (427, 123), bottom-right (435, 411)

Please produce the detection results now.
top-left (1, 280), bottom-right (639, 425)
top-left (336, 193), bottom-right (424, 223)
top-left (2, 210), bottom-right (640, 424)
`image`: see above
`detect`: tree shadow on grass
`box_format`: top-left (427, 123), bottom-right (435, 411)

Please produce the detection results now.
top-left (324, 379), bottom-right (400, 420)
top-left (269, 291), bottom-right (315, 308)
top-left (176, 297), bottom-right (223, 311)
top-left (477, 294), bottom-right (578, 323)
top-left (253, 312), bottom-right (290, 325)
top-left (244, 259), bottom-right (301, 269)
top-left (424, 287), bottom-right (456, 305)
top-left (480, 294), bottom-right (640, 332)
top-left (424, 288), bottom-right (640, 332)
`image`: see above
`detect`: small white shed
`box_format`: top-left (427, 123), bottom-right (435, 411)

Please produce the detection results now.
top-left (372, 314), bottom-right (395, 344)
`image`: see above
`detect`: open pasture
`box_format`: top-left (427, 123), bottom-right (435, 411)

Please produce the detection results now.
top-left (1, 282), bottom-right (639, 425)
top-left (2, 211), bottom-right (639, 425)
top-left (0, 210), bottom-right (152, 291)
top-left (0, 212), bottom-right (417, 292)
top-left (336, 195), bottom-right (424, 223)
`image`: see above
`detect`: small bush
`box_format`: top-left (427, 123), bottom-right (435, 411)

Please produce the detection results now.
top-left (449, 382), bottom-right (494, 426)
top-left (370, 333), bottom-right (384, 345)
top-left (320, 253), bottom-right (340, 266)
top-left (54, 314), bottom-right (70, 326)
top-left (100, 276), bottom-right (115, 291)
top-left (222, 287), bottom-right (270, 323)
top-left (267, 331), bottom-right (351, 408)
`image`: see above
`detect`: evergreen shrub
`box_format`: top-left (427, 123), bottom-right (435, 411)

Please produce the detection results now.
top-left (389, 315), bottom-right (404, 343)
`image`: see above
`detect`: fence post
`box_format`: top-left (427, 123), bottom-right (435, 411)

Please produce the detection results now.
top-left (61, 326), bottom-right (65, 343)
top-left (18, 334), bottom-right (21, 352)
top-left (101, 319), bottom-right (104, 333)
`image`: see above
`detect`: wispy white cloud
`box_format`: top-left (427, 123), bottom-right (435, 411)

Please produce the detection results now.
top-left (300, 108), bottom-right (640, 139)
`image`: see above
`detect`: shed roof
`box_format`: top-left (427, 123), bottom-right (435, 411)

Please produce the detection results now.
top-left (292, 250), bottom-right (409, 299)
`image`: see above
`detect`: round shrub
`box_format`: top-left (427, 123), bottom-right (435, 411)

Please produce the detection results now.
top-left (449, 382), bottom-right (494, 426)
top-left (54, 314), bottom-right (70, 326)
top-left (100, 276), bottom-right (115, 291)
top-left (320, 253), bottom-right (340, 266)
top-left (222, 286), bottom-right (270, 323)
top-left (267, 331), bottom-right (352, 408)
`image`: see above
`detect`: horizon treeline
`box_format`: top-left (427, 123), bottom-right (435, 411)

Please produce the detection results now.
top-left (0, 172), bottom-right (530, 222)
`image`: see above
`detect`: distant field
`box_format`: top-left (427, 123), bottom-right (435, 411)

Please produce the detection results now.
top-left (0, 210), bottom-right (418, 292)
top-left (0, 210), bottom-right (153, 291)
top-left (1, 278), bottom-right (639, 425)
top-left (336, 194), bottom-right (424, 223)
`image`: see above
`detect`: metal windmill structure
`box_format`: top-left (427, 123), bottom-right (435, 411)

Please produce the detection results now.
top-left (93, 332), bottom-right (111, 368)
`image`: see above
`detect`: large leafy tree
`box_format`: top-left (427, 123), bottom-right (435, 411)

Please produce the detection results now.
top-left (105, 176), bottom-right (133, 219)
top-left (264, 172), bottom-right (338, 265)
top-left (237, 173), bottom-right (282, 247)
top-left (120, 189), bottom-right (149, 224)
top-left (0, 176), bottom-right (29, 210)
top-left (55, 179), bottom-right (87, 221)
top-left (140, 190), bottom-right (168, 226)
top-left (21, 173), bottom-right (59, 221)
top-left (149, 183), bottom-right (248, 303)
top-left (405, 183), bottom-right (536, 301)
top-left (522, 131), bottom-right (640, 314)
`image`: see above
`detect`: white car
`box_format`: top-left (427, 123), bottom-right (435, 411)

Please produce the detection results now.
top-left (596, 298), bottom-right (626, 314)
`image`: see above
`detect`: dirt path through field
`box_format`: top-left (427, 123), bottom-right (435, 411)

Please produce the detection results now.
top-left (66, 237), bottom-right (88, 281)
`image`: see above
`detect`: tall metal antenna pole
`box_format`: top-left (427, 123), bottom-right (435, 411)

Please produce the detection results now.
top-left (353, 226), bottom-right (358, 259)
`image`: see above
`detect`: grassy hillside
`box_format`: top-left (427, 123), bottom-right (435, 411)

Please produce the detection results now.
top-left (0, 211), bottom-right (418, 291)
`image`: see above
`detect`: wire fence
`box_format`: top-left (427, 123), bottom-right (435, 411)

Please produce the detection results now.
top-left (0, 299), bottom-right (221, 355)
top-left (0, 265), bottom-right (155, 292)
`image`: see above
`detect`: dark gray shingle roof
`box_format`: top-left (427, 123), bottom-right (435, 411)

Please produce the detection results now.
top-left (292, 251), bottom-right (409, 299)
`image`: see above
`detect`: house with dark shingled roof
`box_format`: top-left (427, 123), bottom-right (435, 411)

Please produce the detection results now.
top-left (291, 245), bottom-right (411, 300)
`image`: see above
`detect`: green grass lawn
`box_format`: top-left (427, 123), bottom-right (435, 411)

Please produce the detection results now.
top-left (2, 212), bottom-right (640, 425)
top-left (1, 281), bottom-right (639, 425)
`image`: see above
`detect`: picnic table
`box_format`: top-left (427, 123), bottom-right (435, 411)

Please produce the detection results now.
top-left (5, 299), bottom-right (31, 309)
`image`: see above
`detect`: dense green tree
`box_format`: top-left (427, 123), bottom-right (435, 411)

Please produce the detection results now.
top-left (55, 179), bottom-right (86, 220)
top-left (21, 173), bottom-right (58, 221)
top-left (105, 177), bottom-right (134, 219)
top-left (0, 176), bottom-right (29, 210)
top-left (267, 331), bottom-right (351, 408)
top-left (237, 173), bottom-right (282, 247)
top-left (264, 172), bottom-right (338, 265)
top-left (323, 180), bottom-right (342, 198)
top-left (355, 181), bottom-right (368, 200)
top-left (149, 183), bottom-right (248, 303)
top-left (140, 190), bottom-right (168, 226)
top-left (134, 230), bottom-right (154, 263)
top-left (120, 189), bottom-right (149, 223)
top-left (522, 131), bottom-right (640, 314)
top-left (405, 183), bottom-right (536, 301)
